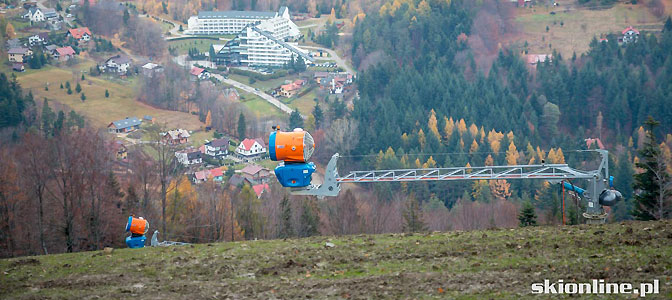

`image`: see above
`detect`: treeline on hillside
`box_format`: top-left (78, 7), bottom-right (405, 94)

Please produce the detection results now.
top-left (349, 0), bottom-right (672, 218)
top-left (0, 73), bottom-right (31, 130)
top-left (81, 0), bottom-right (165, 58)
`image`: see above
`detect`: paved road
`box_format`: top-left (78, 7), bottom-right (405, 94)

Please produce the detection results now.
top-left (140, 14), bottom-right (184, 38)
top-left (300, 45), bottom-right (356, 75)
top-left (221, 77), bottom-right (296, 115)
top-left (173, 55), bottom-right (297, 117)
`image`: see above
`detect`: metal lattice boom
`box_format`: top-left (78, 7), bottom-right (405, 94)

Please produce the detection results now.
top-left (336, 164), bottom-right (595, 183)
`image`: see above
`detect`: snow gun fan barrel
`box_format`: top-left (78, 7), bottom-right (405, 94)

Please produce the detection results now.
top-left (125, 216), bottom-right (148, 248)
top-left (269, 127), bottom-right (315, 162)
top-left (270, 127), bottom-right (316, 188)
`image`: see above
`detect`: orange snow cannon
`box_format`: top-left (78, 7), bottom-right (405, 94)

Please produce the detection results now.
top-left (269, 127), bottom-right (315, 163)
top-left (126, 216), bottom-right (149, 235)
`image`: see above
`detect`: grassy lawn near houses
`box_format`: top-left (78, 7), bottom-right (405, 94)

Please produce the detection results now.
top-left (511, 1), bottom-right (666, 57)
top-left (285, 88), bottom-right (319, 116)
top-left (17, 60), bottom-right (203, 131)
top-left (238, 92), bottom-right (286, 119)
top-left (228, 73), bottom-right (295, 92)
top-left (167, 38), bottom-right (222, 55)
top-left (189, 130), bottom-right (214, 147)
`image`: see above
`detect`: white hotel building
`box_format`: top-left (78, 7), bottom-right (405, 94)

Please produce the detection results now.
top-left (202, 7), bottom-right (312, 67)
top-left (186, 6), bottom-right (300, 39)
top-left (237, 26), bottom-right (313, 66)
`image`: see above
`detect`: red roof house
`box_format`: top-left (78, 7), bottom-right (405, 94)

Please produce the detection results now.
top-left (67, 27), bottom-right (92, 42)
top-left (252, 183), bottom-right (270, 198)
top-left (54, 46), bottom-right (76, 61)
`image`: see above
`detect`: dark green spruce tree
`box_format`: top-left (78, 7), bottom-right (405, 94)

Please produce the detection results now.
top-left (633, 117), bottom-right (670, 220)
top-left (519, 201), bottom-right (538, 227)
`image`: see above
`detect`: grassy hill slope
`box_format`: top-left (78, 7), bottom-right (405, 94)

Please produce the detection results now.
top-left (1, 220), bottom-right (671, 299)
top-left (511, 1), bottom-right (669, 57)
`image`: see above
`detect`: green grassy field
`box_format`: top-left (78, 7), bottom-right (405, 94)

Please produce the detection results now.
top-left (1, 220), bottom-right (670, 298)
top-left (286, 88), bottom-right (319, 116)
top-left (228, 73), bottom-right (294, 92)
top-left (239, 92), bottom-right (286, 119)
top-left (167, 38), bottom-right (223, 55)
top-left (16, 60), bottom-right (203, 131)
top-left (512, 1), bottom-right (667, 57)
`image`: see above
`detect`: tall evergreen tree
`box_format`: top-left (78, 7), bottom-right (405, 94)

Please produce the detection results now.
top-left (41, 99), bottom-right (54, 135)
top-left (289, 109), bottom-right (303, 129)
top-left (633, 117), bottom-right (671, 220)
top-left (237, 113), bottom-right (246, 138)
top-left (278, 196), bottom-right (293, 238)
top-left (298, 199), bottom-right (319, 237)
top-left (402, 195), bottom-right (427, 232)
top-left (518, 201), bottom-right (538, 227)
top-left (312, 103), bottom-right (323, 129)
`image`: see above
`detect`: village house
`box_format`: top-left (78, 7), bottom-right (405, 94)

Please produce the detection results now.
top-left (107, 117), bottom-right (141, 133)
top-left (103, 54), bottom-right (132, 74)
top-left (236, 138), bottom-right (267, 159)
top-left (525, 54), bottom-right (552, 67)
top-left (54, 46), bottom-right (76, 62)
top-left (8, 48), bottom-right (33, 63)
top-left (23, 7), bottom-right (45, 22)
top-left (228, 174), bottom-right (255, 188)
top-left (175, 148), bottom-right (203, 166)
top-left (141, 63), bottom-right (163, 77)
top-left (253, 183), bottom-right (270, 198)
top-left (239, 164), bottom-right (271, 183)
top-left (193, 167), bottom-right (226, 183)
top-left (190, 66), bottom-right (210, 80)
top-left (45, 45), bottom-right (58, 55)
top-left (280, 79), bottom-right (305, 97)
top-left (143, 115), bottom-right (154, 123)
top-left (621, 26), bottom-right (639, 44)
top-left (315, 72), bottom-right (353, 94)
top-left (111, 141), bottom-right (128, 161)
top-left (67, 27), bottom-right (92, 43)
top-left (203, 138), bottom-right (230, 158)
top-left (28, 32), bottom-right (49, 46)
top-left (163, 129), bottom-right (190, 145)
top-left (12, 63), bottom-right (25, 72)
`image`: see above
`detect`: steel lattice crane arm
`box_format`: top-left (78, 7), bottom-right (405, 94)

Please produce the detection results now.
top-left (336, 163), bottom-right (593, 183)
top-left (269, 128), bottom-right (620, 224)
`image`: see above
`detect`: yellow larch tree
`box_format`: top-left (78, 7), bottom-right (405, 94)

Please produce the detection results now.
top-left (469, 123), bottom-right (478, 137)
top-left (536, 146), bottom-right (546, 162)
top-left (418, 129), bottom-right (426, 149)
top-left (547, 148), bottom-right (557, 164)
top-left (428, 109), bottom-right (440, 139)
top-left (457, 119), bottom-right (467, 135)
top-left (479, 126), bottom-right (486, 143)
top-left (205, 110), bottom-right (212, 128)
top-left (555, 148), bottom-right (566, 164)
top-left (485, 154), bottom-right (494, 166)
top-left (506, 141), bottom-right (519, 165)
top-left (443, 117), bottom-right (455, 141)
top-left (423, 156), bottom-right (436, 168)
top-left (469, 139), bottom-right (479, 153)
top-left (5, 23), bottom-right (16, 39)
top-left (490, 180), bottom-right (512, 200)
